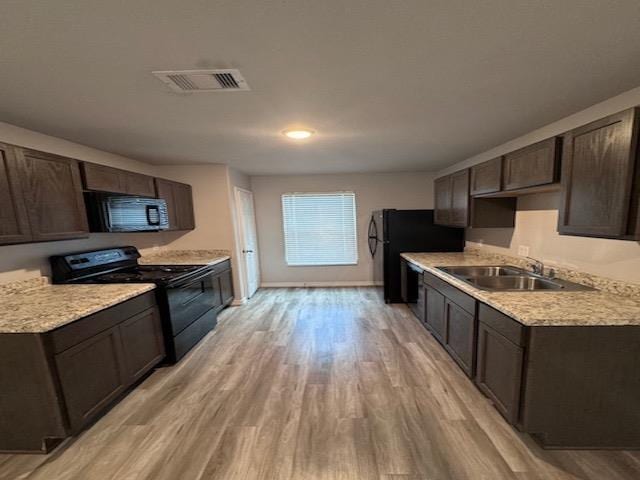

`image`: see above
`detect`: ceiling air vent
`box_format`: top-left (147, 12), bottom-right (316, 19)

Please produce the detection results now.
top-left (152, 69), bottom-right (250, 93)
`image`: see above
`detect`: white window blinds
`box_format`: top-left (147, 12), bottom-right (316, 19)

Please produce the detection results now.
top-left (282, 192), bottom-right (358, 266)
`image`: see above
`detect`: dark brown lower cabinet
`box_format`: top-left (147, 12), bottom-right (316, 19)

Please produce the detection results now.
top-left (0, 292), bottom-right (164, 452)
top-left (477, 303), bottom-right (640, 449)
top-left (424, 284), bottom-right (446, 343)
top-left (119, 308), bottom-right (165, 383)
top-left (475, 320), bottom-right (524, 424)
top-left (414, 264), bottom-right (640, 449)
top-left (423, 272), bottom-right (477, 377)
top-left (218, 268), bottom-right (234, 307)
top-left (208, 260), bottom-right (234, 312)
top-left (444, 299), bottom-right (476, 377)
top-left (55, 327), bottom-right (128, 433)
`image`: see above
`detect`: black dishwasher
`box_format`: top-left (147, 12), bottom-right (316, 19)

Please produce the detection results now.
top-left (400, 259), bottom-right (425, 321)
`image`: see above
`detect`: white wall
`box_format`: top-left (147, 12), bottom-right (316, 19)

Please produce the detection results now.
top-left (0, 122), bottom-right (166, 283)
top-left (438, 86), bottom-right (640, 284)
top-left (251, 172), bottom-right (434, 285)
top-left (155, 164), bottom-right (249, 301)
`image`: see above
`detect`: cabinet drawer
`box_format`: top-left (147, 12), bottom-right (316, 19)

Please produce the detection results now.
top-left (423, 271), bottom-right (475, 314)
top-left (478, 303), bottom-right (526, 347)
top-left (50, 292), bottom-right (156, 354)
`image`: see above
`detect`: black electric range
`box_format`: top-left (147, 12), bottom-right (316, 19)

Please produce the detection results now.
top-left (50, 246), bottom-right (219, 363)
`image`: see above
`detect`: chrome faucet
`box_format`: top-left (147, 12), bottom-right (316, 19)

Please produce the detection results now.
top-left (526, 257), bottom-right (545, 276)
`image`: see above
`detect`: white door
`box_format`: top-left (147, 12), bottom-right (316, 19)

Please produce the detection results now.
top-left (235, 188), bottom-right (260, 298)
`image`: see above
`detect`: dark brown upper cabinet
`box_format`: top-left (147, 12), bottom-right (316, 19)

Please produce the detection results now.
top-left (0, 143), bottom-right (31, 244)
top-left (470, 157), bottom-right (502, 195)
top-left (13, 148), bottom-right (89, 243)
top-left (450, 169), bottom-right (470, 227)
top-left (434, 175), bottom-right (452, 225)
top-left (503, 137), bottom-right (561, 191)
top-left (434, 170), bottom-right (469, 228)
top-left (558, 108), bottom-right (640, 239)
top-left (155, 178), bottom-right (196, 231)
top-left (123, 171), bottom-right (156, 197)
top-left (82, 162), bottom-right (156, 197)
top-left (435, 169), bottom-right (515, 228)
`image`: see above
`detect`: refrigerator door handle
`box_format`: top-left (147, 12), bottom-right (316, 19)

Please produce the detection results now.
top-left (368, 236), bottom-right (377, 257)
top-left (368, 215), bottom-right (379, 257)
top-left (367, 216), bottom-right (378, 240)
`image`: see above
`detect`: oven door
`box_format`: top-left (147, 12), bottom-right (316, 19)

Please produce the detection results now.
top-left (166, 270), bottom-right (221, 336)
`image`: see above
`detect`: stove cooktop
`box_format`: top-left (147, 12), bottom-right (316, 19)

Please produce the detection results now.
top-left (77, 264), bottom-right (206, 285)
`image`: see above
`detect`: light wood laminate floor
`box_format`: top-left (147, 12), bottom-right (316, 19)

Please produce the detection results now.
top-left (2, 288), bottom-right (639, 480)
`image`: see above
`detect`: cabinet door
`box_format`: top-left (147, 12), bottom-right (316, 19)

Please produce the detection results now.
top-left (81, 162), bottom-right (126, 193)
top-left (55, 326), bottom-right (127, 432)
top-left (400, 259), bottom-right (409, 303)
top-left (123, 171), bottom-right (156, 197)
top-left (425, 285), bottom-right (446, 343)
top-left (15, 148), bottom-right (89, 242)
top-left (434, 175), bottom-right (451, 226)
top-left (218, 269), bottom-right (234, 307)
top-left (476, 321), bottom-right (524, 424)
top-left (174, 182), bottom-right (195, 230)
top-left (155, 178), bottom-right (178, 229)
top-left (449, 169), bottom-right (470, 227)
top-left (444, 300), bottom-right (476, 377)
top-left (558, 109), bottom-right (638, 238)
top-left (503, 137), bottom-right (561, 191)
top-left (155, 179), bottom-right (195, 231)
top-left (470, 157), bottom-right (502, 195)
top-left (119, 307), bottom-right (165, 383)
top-left (211, 276), bottom-right (224, 311)
top-left (0, 143), bottom-right (31, 244)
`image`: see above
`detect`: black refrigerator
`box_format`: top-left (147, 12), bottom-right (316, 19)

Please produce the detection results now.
top-left (368, 209), bottom-right (464, 303)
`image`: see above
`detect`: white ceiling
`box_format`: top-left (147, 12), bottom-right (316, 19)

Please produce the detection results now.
top-left (2, 1), bottom-right (640, 175)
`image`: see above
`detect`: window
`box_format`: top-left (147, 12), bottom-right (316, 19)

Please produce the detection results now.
top-left (282, 192), bottom-right (358, 266)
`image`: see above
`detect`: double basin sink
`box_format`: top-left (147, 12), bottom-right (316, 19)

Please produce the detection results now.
top-left (436, 265), bottom-right (595, 292)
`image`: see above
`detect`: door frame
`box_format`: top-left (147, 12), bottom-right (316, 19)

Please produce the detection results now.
top-left (234, 187), bottom-right (260, 301)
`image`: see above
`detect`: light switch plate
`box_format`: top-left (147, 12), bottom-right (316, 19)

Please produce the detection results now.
top-left (518, 245), bottom-right (530, 256)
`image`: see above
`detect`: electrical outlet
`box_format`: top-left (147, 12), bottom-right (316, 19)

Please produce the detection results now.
top-left (518, 245), bottom-right (530, 257)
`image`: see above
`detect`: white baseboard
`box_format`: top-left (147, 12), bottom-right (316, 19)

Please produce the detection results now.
top-left (260, 281), bottom-right (377, 288)
top-left (231, 297), bottom-right (247, 306)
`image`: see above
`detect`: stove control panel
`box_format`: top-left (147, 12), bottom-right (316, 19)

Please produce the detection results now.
top-left (50, 246), bottom-right (141, 282)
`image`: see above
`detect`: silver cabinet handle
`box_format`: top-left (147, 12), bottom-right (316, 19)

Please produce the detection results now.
top-left (242, 249), bottom-right (254, 253)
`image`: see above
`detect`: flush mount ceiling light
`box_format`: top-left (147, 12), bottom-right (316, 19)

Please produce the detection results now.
top-left (283, 129), bottom-right (315, 140)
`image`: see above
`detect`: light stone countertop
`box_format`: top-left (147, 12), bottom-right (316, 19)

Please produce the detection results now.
top-left (139, 249), bottom-right (230, 266)
top-left (0, 249), bottom-right (230, 334)
top-left (401, 252), bottom-right (640, 327)
top-left (0, 278), bottom-right (156, 334)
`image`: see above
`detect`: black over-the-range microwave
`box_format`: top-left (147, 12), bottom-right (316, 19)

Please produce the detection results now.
top-left (85, 192), bottom-right (170, 232)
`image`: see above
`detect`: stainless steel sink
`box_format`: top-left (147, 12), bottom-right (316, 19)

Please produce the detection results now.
top-left (436, 265), bottom-right (595, 292)
top-left (438, 265), bottom-right (525, 277)
top-left (467, 275), bottom-right (563, 291)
